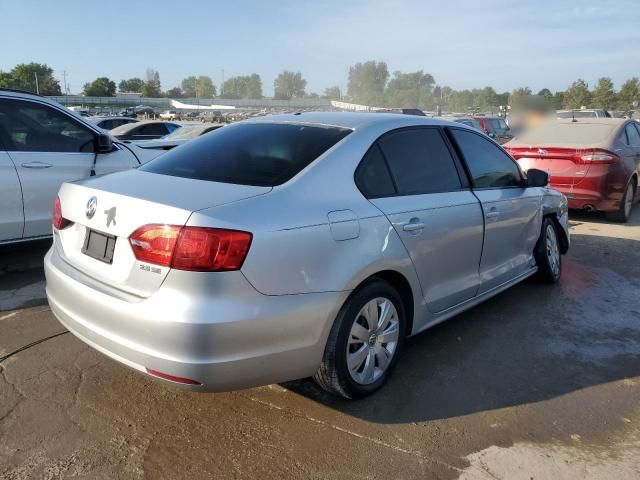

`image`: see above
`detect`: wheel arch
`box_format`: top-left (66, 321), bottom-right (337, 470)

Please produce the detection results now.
top-left (351, 269), bottom-right (416, 338)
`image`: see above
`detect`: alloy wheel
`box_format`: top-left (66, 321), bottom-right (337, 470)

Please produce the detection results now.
top-left (624, 183), bottom-right (634, 220)
top-left (546, 224), bottom-right (560, 277)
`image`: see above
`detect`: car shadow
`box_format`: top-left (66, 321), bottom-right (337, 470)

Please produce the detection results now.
top-left (283, 234), bottom-right (640, 424)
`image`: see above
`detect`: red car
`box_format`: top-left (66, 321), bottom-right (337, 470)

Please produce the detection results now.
top-left (473, 116), bottom-right (513, 144)
top-left (505, 119), bottom-right (640, 222)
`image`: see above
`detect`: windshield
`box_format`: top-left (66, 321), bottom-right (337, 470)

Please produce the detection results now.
top-left (142, 122), bottom-right (351, 186)
top-left (515, 122), bottom-right (616, 145)
top-left (163, 125), bottom-right (206, 140)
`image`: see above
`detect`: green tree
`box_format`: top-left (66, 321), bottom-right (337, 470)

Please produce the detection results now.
top-left (537, 88), bottom-right (553, 101)
top-left (563, 79), bottom-right (591, 109)
top-left (0, 62), bottom-right (61, 95)
top-left (220, 74), bottom-right (262, 99)
top-left (617, 77), bottom-right (640, 110)
top-left (118, 78), bottom-right (144, 92)
top-left (83, 77), bottom-right (116, 97)
top-left (384, 70), bottom-right (435, 108)
top-left (476, 86), bottom-right (499, 110)
top-left (141, 68), bottom-right (161, 97)
top-left (323, 86), bottom-right (342, 100)
top-left (181, 76), bottom-right (216, 98)
top-left (591, 77), bottom-right (616, 110)
top-left (508, 87), bottom-right (532, 109)
top-left (165, 87), bottom-right (184, 98)
top-left (552, 91), bottom-right (565, 110)
top-left (274, 71), bottom-right (307, 99)
top-left (347, 61), bottom-right (389, 105)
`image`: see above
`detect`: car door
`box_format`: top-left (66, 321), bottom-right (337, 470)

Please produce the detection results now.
top-left (0, 145), bottom-right (24, 241)
top-left (0, 98), bottom-right (97, 238)
top-left (621, 122), bottom-right (640, 177)
top-left (448, 127), bottom-right (541, 294)
top-left (361, 127), bottom-right (485, 313)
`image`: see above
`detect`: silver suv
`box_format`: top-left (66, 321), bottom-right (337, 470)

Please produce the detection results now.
top-left (0, 89), bottom-right (162, 244)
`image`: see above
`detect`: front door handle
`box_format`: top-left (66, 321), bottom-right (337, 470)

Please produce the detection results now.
top-left (486, 211), bottom-right (500, 219)
top-left (403, 220), bottom-right (425, 232)
top-left (21, 161), bottom-right (53, 169)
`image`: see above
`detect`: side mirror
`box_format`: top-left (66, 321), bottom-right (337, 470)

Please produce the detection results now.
top-left (527, 168), bottom-right (549, 187)
top-left (96, 133), bottom-right (113, 153)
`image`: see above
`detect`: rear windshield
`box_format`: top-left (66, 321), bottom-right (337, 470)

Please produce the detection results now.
top-left (514, 122), bottom-right (616, 145)
top-left (141, 122), bottom-right (351, 186)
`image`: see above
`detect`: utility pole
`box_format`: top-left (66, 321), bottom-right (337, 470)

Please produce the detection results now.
top-left (63, 71), bottom-right (68, 95)
top-left (34, 72), bottom-right (39, 94)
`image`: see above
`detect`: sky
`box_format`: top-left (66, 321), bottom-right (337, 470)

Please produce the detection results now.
top-left (1, 0), bottom-right (639, 96)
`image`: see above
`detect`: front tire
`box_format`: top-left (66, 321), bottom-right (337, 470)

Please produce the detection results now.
top-left (534, 217), bottom-right (562, 283)
top-left (314, 279), bottom-right (406, 399)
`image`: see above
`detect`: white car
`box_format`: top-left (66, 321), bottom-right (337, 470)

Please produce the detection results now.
top-left (0, 89), bottom-right (164, 244)
top-left (159, 110), bottom-right (180, 120)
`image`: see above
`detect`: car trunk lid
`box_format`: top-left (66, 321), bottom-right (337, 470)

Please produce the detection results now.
top-left (54, 169), bottom-right (270, 297)
top-left (506, 146), bottom-right (594, 186)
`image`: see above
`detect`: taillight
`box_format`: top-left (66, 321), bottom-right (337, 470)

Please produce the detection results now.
top-left (580, 149), bottom-right (619, 164)
top-left (129, 224), bottom-right (252, 272)
top-left (52, 196), bottom-right (71, 230)
top-left (129, 224), bottom-right (181, 267)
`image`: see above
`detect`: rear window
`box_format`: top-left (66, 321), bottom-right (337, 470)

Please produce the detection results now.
top-left (141, 123), bottom-right (351, 186)
top-left (514, 122), bottom-right (616, 145)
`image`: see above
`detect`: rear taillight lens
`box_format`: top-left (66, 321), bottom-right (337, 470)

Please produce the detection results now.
top-left (52, 196), bottom-right (71, 230)
top-left (129, 224), bottom-right (181, 266)
top-left (129, 224), bottom-right (252, 272)
top-left (580, 149), bottom-right (619, 164)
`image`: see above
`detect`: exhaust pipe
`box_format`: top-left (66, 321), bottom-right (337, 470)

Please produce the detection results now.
top-left (583, 205), bottom-right (595, 212)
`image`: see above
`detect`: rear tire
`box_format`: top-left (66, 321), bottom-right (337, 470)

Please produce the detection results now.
top-left (534, 217), bottom-right (562, 283)
top-left (606, 181), bottom-right (635, 223)
top-left (314, 279), bottom-right (406, 399)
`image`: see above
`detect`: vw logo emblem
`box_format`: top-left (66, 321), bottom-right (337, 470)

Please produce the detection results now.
top-left (86, 197), bottom-right (97, 219)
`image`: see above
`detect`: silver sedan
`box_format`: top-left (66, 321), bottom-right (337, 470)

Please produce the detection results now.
top-left (45, 113), bottom-right (569, 399)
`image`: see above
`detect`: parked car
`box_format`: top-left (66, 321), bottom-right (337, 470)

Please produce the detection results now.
top-left (505, 118), bottom-right (639, 222)
top-left (557, 109), bottom-right (611, 119)
top-left (110, 120), bottom-right (180, 141)
top-left (375, 108), bottom-right (426, 116)
top-left (133, 124), bottom-right (224, 150)
top-left (473, 116), bottom-right (513, 144)
top-left (45, 112), bottom-right (569, 398)
top-left (439, 116), bottom-right (484, 131)
top-left (0, 89), bottom-right (164, 244)
top-left (160, 110), bottom-right (180, 120)
top-left (89, 116), bottom-right (139, 131)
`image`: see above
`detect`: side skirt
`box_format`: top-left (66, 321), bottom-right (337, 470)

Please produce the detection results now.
top-left (410, 266), bottom-right (538, 337)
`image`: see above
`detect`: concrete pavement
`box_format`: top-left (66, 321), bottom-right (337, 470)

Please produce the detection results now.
top-left (1, 211), bottom-right (639, 479)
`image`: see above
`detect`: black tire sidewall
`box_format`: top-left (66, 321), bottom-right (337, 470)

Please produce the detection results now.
top-left (535, 217), bottom-right (561, 283)
top-left (333, 280), bottom-right (406, 399)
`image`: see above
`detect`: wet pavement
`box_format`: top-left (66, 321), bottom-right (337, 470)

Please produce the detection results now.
top-left (0, 211), bottom-right (639, 479)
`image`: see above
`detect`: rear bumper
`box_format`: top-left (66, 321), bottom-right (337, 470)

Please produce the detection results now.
top-left (45, 246), bottom-right (348, 391)
top-left (550, 184), bottom-right (620, 212)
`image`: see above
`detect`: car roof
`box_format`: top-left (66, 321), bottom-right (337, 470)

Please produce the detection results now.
top-left (89, 116), bottom-right (138, 121)
top-left (245, 111), bottom-right (458, 130)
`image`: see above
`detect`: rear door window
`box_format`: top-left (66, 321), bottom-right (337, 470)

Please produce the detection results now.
top-left (377, 128), bottom-right (462, 195)
top-left (625, 123), bottom-right (640, 147)
top-left (355, 144), bottom-right (396, 198)
top-left (142, 122), bottom-right (351, 186)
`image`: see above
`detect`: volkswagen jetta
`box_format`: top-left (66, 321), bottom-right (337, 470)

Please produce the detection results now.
top-left (45, 113), bottom-right (569, 398)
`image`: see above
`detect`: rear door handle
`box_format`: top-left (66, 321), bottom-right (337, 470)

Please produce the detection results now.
top-left (403, 221), bottom-right (425, 232)
top-left (21, 161), bottom-right (52, 169)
